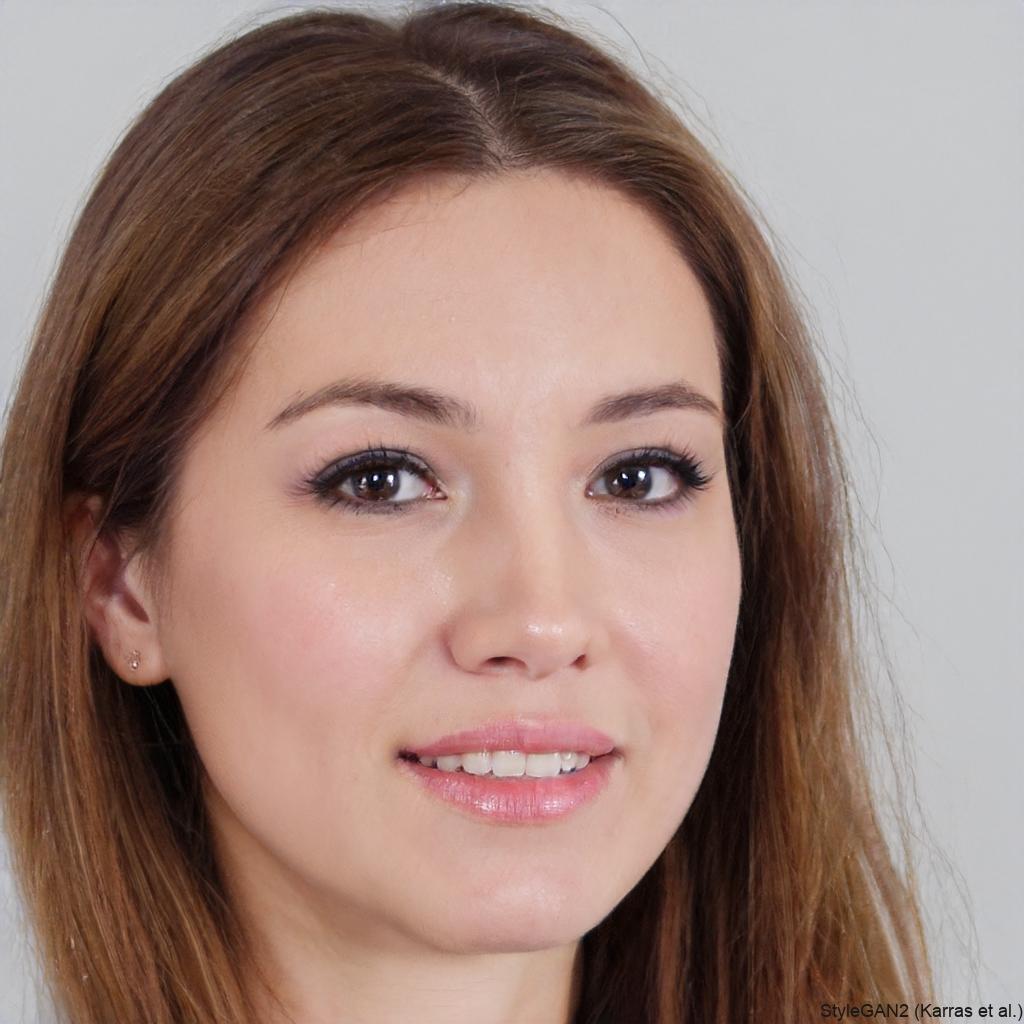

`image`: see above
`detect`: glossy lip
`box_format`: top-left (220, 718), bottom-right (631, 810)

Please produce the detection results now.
top-left (398, 717), bottom-right (618, 759)
top-left (395, 750), bottom-right (620, 824)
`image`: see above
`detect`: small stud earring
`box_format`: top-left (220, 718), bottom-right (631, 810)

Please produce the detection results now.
top-left (128, 650), bottom-right (140, 671)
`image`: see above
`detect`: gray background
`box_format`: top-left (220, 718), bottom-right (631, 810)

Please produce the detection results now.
top-left (1, 1), bottom-right (1020, 1020)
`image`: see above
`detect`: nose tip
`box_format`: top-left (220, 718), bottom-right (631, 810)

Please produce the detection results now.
top-left (445, 502), bottom-right (605, 679)
top-left (449, 602), bottom-right (596, 681)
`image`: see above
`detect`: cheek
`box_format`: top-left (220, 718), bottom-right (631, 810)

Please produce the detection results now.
top-left (162, 522), bottom-right (424, 830)
top-left (655, 556), bottom-right (741, 725)
top-left (160, 520), bottom-right (451, 912)
top-left (169, 515), bottom-right (419, 711)
top-left (617, 516), bottom-right (742, 816)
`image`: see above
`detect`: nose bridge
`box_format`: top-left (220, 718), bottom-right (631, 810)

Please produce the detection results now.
top-left (486, 485), bottom-right (585, 611)
top-left (446, 465), bottom-right (603, 678)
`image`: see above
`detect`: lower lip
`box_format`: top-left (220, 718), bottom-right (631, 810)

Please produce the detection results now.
top-left (395, 753), bottom-right (620, 824)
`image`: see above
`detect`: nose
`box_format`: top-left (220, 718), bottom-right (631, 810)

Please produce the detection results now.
top-left (445, 500), bottom-right (607, 681)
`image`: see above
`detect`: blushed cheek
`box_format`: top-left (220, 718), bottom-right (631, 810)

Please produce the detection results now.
top-left (165, 539), bottom-right (418, 853)
top-left (646, 538), bottom-right (741, 780)
top-left (226, 552), bottom-right (416, 724)
top-left (161, 526), bottom-right (365, 768)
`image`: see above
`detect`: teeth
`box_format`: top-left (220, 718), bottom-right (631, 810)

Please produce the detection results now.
top-left (415, 750), bottom-right (592, 777)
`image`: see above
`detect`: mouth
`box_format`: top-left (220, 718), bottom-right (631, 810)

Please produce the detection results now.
top-left (394, 747), bottom-right (621, 823)
top-left (397, 717), bottom-right (619, 762)
top-left (397, 749), bottom-right (618, 777)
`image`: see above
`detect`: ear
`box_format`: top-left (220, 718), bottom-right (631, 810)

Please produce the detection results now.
top-left (64, 493), bottom-right (171, 686)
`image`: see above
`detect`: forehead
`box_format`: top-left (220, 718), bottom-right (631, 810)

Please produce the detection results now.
top-left (229, 169), bottom-right (722, 435)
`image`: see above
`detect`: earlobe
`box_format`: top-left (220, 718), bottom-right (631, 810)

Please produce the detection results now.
top-left (64, 492), bottom-right (170, 686)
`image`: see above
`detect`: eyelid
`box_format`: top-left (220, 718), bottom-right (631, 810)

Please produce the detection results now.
top-left (305, 439), bottom-right (713, 515)
top-left (308, 444), bottom-right (434, 489)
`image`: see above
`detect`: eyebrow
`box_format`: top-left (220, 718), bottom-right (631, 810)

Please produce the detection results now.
top-left (264, 376), bottom-right (725, 432)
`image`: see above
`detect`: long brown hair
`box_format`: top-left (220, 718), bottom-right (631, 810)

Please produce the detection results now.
top-left (0, 3), bottom-right (935, 1021)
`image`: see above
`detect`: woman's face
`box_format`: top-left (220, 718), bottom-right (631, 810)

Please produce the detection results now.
top-left (149, 169), bottom-right (742, 964)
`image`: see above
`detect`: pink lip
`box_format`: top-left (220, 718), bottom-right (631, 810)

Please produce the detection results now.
top-left (395, 751), bottom-right (620, 824)
top-left (399, 717), bottom-right (618, 758)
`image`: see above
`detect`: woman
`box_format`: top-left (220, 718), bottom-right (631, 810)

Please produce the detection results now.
top-left (0, 2), bottom-right (934, 1022)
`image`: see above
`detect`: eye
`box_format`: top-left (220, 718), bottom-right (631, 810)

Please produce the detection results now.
top-left (586, 446), bottom-right (713, 514)
top-left (307, 446), bottom-right (439, 516)
top-left (305, 443), bottom-right (713, 516)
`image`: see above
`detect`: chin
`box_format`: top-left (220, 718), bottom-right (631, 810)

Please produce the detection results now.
top-left (415, 881), bottom-right (603, 954)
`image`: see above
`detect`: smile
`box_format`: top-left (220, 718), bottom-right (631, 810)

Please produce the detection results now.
top-left (395, 750), bottom-right (620, 824)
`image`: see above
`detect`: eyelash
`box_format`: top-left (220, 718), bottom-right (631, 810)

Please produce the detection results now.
top-left (303, 441), bottom-right (713, 517)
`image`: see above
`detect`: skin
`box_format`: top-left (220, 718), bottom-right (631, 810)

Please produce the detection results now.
top-left (74, 168), bottom-right (743, 1024)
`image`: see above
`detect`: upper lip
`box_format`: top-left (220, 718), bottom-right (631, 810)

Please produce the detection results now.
top-left (399, 716), bottom-right (618, 759)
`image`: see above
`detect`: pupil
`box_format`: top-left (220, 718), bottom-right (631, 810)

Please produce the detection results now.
top-left (355, 468), bottom-right (398, 499)
top-left (610, 465), bottom-right (650, 498)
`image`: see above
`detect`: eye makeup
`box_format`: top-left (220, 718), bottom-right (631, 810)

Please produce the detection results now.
top-left (298, 438), bottom-right (714, 517)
